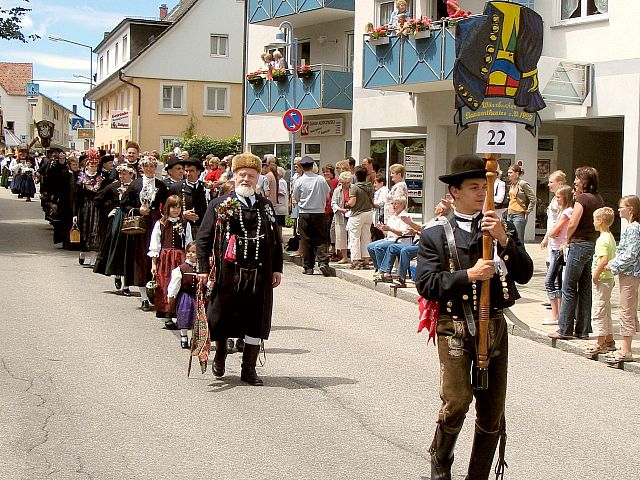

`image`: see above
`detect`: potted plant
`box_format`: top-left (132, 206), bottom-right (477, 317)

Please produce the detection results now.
top-left (402, 16), bottom-right (432, 40)
top-left (366, 25), bottom-right (390, 46)
top-left (271, 68), bottom-right (290, 82)
top-left (297, 65), bottom-right (314, 79)
top-left (246, 70), bottom-right (265, 86)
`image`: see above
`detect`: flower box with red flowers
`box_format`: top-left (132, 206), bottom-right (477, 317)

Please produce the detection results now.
top-left (366, 26), bottom-right (390, 46)
top-left (402, 16), bottom-right (433, 39)
top-left (296, 65), bottom-right (314, 79)
top-left (246, 70), bottom-right (265, 86)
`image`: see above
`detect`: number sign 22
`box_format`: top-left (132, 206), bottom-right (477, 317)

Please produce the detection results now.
top-left (476, 122), bottom-right (517, 155)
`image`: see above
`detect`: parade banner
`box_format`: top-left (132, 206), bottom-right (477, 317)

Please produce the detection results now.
top-left (452, 1), bottom-right (545, 135)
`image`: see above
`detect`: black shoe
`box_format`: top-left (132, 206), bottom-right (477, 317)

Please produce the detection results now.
top-left (303, 268), bottom-right (314, 275)
top-left (164, 318), bottom-right (178, 329)
top-left (213, 340), bottom-right (228, 377)
top-left (241, 344), bottom-right (264, 386)
top-left (235, 338), bottom-right (245, 352)
top-left (114, 277), bottom-right (122, 290)
top-left (141, 300), bottom-right (152, 312)
top-left (121, 288), bottom-right (132, 297)
top-left (180, 335), bottom-right (189, 349)
top-left (78, 256), bottom-right (85, 265)
top-left (319, 264), bottom-right (332, 277)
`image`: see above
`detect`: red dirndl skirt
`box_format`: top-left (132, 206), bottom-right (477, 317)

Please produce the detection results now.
top-left (155, 248), bottom-right (186, 316)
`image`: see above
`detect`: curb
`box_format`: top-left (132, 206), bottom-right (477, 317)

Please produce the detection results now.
top-left (284, 253), bottom-right (640, 375)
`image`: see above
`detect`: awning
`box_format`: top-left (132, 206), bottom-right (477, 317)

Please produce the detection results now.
top-left (3, 130), bottom-right (21, 147)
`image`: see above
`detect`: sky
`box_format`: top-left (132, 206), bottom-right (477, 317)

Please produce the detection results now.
top-left (1, 0), bottom-right (179, 120)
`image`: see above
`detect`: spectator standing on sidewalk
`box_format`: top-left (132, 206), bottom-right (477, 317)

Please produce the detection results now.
top-left (346, 166), bottom-right (374, 269)
top-left (605, 195), bottom-right (640, 363)
top-left (292, 156), bottom-right (331, 276)
top-left (549, 167), bottom-right (604, 340)
top-left (384, 164), bottom-right (407, 222)
top-left (585, 207), bottom-right (616, 355)
top-left (415, 154), bottom-right (533, 480)
top-left (506, 165), bottom-right (535, 242)
top-left (541, 184), bottom-right (573, 326)
top-left (331, 170), bottom-right (352, 264)
top-left (361, 157), bottom-right (377, 184)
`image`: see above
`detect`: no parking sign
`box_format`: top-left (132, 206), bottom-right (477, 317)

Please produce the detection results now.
top-left (283, 109), bottom-right (303, 133)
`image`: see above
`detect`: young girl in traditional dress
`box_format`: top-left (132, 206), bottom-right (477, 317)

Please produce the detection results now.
top-left (148, 195), bottom-right (192, 329)
top-left (167, 241), bottom-right (198, 348)
top-left (20, 158), bottom-right (37, 202)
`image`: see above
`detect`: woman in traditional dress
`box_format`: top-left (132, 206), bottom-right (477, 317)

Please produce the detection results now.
top-left (94, 164), bottom-right (135, 291)
top-left (122, 154), bottom-right (169, 311)
top-left (9, 157), bottom-right (24, 196)
top-left (20, 158), bottom-right (37, 202)
top-left (74, 149), bottom-right (103, 266)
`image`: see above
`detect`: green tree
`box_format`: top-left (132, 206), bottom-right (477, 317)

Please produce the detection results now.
top-left (170, 134), bottom-right (242, 160)
top-left (1, 2), bottom-right (39, 42)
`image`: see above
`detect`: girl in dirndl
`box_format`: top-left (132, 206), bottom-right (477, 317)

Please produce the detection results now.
top-left (148, 195), bottom-right (192, 328)
top-left (167, 241), bottom-right (198, 349)
top-left (20, 159), bottom-right (37, 201)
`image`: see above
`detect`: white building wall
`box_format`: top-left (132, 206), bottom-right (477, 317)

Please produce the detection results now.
top-left (126, 0), bottom-right (244, 84)
top-left (0, 85), bottom-right (31, 142)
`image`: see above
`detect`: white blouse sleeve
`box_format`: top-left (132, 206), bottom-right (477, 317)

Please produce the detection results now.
top-left (148, 220), bottom-right (162, 257)
top-left (185, 223), bottom-right (193, 246)
top-left (167, 266), bottom-right (182, 298)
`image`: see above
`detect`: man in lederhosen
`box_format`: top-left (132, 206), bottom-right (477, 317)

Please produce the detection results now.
top-left (415, 155), bottom-right (533, 480)
top-left (196, 153), bottom-right (283, 386)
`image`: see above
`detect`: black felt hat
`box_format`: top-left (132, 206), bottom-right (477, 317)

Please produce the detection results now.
top-left (438, 154), bottom-right (487, 184)
top-left (182, 157), bottom-right (204, 171)
top-left (164, 156), bottom-right (186, 171)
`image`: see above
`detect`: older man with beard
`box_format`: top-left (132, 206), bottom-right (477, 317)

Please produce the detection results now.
top-left (196, 153), bottom-right (283, 386)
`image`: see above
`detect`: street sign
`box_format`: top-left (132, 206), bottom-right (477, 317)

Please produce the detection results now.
top-left (77, 128), bottom-right (94, 139)
top-left (26, 82), bottom-right (39, 97)
top-left (475, 121), bottom-right (517, 155)
top-left (283, 108), bottom-right (303, 133)
top-left (71, 118), bottom-right (85, 130)
top-left (27, 97), bottom-right (38, 106)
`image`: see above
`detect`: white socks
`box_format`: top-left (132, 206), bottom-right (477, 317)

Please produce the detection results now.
top-left (139, 287), bottom-right (149, 303)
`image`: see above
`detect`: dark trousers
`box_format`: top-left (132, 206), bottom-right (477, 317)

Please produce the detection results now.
top-left (435, 314), bottom-right (508, 436)
top-left (298, 213), bottom-right (329, 269)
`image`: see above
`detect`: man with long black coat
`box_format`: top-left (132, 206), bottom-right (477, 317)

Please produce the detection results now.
top-left (415, 154), bottom-right (533, 480)
top-left (170, 157), bottom-right (207, 238)
top-left (196, 153), bottom-right (283, 386)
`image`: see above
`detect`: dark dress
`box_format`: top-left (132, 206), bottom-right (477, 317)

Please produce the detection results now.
top-left (20, 168), bottom-right (36, 198)
top-left (196, 192), bottom-right (283, 341)
top-left (169, 180), bottom-right (208, 237)
top-left (93, 181), bottom-right (129, 277)
top-left (74, 172), bottom-right (104, 252)
top-left (121, 177), bottom-right (169, 288)
top-left (175, 262), bottom-right (197, 329)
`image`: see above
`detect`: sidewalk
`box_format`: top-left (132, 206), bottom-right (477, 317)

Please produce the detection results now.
top-left (283, 231), bottom-right (640, 375)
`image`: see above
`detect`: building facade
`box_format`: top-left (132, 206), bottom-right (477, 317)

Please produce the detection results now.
top-left (0, 63), bottom-right (33, 150)
top-left (245, 0), bottom-right (636, 240)
top-left (87, 0), bottom-right (244, 154)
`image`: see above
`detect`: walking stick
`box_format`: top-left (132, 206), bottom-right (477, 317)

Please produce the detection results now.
top-left (476, 153), bottom-right (499, 391)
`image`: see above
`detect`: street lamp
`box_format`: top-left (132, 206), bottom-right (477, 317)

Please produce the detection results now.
top-left (49, 35), bottom-right (94, 134)
top-left (271, 21), bottom-right (298, 186)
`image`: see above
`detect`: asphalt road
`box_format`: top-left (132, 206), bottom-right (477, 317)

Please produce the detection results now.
top-left (1, 188), bottom-right (639, 480)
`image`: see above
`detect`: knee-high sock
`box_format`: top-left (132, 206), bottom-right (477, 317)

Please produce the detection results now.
top-left (139, 287), bottom-right (148, 302)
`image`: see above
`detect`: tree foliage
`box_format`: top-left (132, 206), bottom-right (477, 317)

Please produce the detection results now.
top-left (1, 2), bottom-right (39, 43)
top-left (170, 134), bottom-right (242, 160)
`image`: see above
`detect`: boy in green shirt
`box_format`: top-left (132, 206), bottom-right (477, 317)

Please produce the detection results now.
top-left (586, 207), bottom-right (617, 355)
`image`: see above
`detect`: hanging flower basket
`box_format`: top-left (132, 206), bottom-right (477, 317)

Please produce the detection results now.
top-left (248, 76), bottom-right (264, 86)
top-left (414, 29), bottom-right (431, 40)
top-left (297, 65), bottom-right (314, 79)
top-left (367, 36), bottom-right (390, 46)
top-left (366, 25), bottom-right (390, 46)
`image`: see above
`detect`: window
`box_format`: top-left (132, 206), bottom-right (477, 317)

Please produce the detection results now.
top-left (205, 86), bottom-right (229, 114)
top-left (120, 91), bottom-right (125, 110)
top-left (161, 136), bottom-right (181, 152)
top-left (106, 51), bottom-right (110, 75)
top-left (513, 0), bottom-right (535, 9)
top-left (53, 109), bottom-right (59, 120)
top-left (560, 0), bottom-right (607, 20)
top-left (126, 89), bottom-right (130, 110)
top-left (376, 0), bottom-right (413, 25)
top-left (115, 43), bottom-right (119, 67)
top-left (210, 34), bottom-right (228, 57)
top-left (43, 103), bottom-right (50, 117)
top-left (345, 32), bottom-right (354, 71)
top-left (161, 84), bottom-right (185, 112)
top-left (122, 35), bottom-right (128, 61)
top-left (6, 121), bottom-right (14, 132)
top-left (99, 56), bottom-right (104, 79)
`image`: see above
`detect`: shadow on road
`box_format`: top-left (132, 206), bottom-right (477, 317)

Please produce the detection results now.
top-left (264, 348), bottom-right (311, 355)
top-left (271, 325), bottom-right (323, 332)
top-left (207, 375), bottom-right (358, 392)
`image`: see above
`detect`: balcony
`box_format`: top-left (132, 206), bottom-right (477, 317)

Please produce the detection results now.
top-left (246, 65), bottom-right (353, 115)
top-left (248, 0), bottom-right (354, 27)
top-left (362, 22), bottom-right (456, 93)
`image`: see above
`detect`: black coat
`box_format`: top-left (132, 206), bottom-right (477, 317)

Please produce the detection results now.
top-left (415, 216), bottom-right (533, 318)
top-left (94, 181), bottom-right (128, 277)
top-left (196, 192), bottom-right (283, 341)
top-left (121, 177), bottom-right (169, 287)
top-left (169, 180), bottom-right (208, 227)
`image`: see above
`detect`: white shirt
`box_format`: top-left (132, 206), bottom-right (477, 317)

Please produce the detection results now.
top-left (167, 260), bottom-right (196, 298)
top-left (236, 194), bottom-right (256, 207)
top-left (148, 218), bottom-right (193, 257)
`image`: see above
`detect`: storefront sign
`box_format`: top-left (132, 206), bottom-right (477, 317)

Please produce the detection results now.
top-left (405, 171), bottom-right (424, 180)
top-left (77, 128), bottom-right (94, 139)
top-left (111, 110), bottom-right (130, 130)
top-left (300, 118), bottom-right (343, 137)
top-left (404, 156), bottom-right (424, 172)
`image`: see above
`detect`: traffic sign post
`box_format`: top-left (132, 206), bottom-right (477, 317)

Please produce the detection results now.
top-left (26, 82), bottom-right (39, 97)
top-left (283, 109), bottom-right (303, 133)
top-left (71, 118), bottom-right (86, 131)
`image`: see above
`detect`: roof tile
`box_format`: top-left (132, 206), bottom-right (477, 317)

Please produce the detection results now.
top-left (0, 63), bottom-right (33, 96)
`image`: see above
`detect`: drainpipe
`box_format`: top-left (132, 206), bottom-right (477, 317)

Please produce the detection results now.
top-left (241, 0), bottom-right (248, 150)
top-left (118, 70), bottom-right (142, 144)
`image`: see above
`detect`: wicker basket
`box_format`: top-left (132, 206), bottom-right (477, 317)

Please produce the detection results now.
top-left (121, 211), bottom-right (146, 235)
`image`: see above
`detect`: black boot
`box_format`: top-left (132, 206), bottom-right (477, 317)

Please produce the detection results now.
top-left (212, 340), bottom-right (228, 377)
top-left (465, 429), bottom-right (501, 480)
top-left (240, 344), bottom-right (263, 386)
top-left (430, 426), bottom-right (458, 480)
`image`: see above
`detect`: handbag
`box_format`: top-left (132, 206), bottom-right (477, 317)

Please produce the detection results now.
top-left (69, 221), bottom-right (81, 244)
top-left (121, 210), bottom-right (146, 235)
